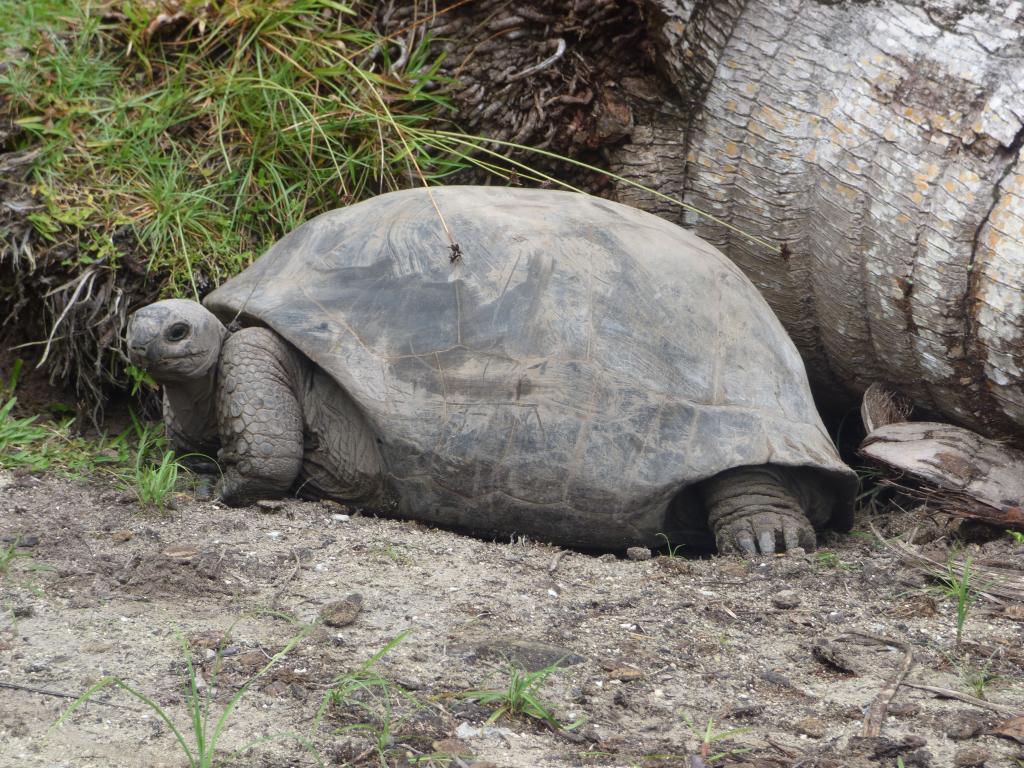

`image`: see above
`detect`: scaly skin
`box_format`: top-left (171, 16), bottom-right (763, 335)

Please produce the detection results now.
top-left (215, 328), bottom-right (304, 505)
top-left (700, 465), bottom-right (825, 555)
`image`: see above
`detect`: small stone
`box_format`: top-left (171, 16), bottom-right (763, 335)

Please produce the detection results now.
top-left (1004, 604), bottom-right (1024, 621)
top-left (953, 746), bottom-right (990, 767)
top-left (320, 593), bottom-right (363, 628)
top-left (771, 590), bottom-right (800, 609)
top-left (887, 702), bottom-right (921, 718)
top-left (111, 529), bottom-right (134, 542)
top-left (796, 716), bottom-right (826, 738)
top-left (431, 739), bottom-right (473, 758)
top-left (331, 513), bottom-right (350, 522)
top-left (607, 665), bottom-right (643, 682)
top-left (945, 710), bottom-right (986, 740)
top-left (598, 553), bottom-right (617, 562)
top-left (162, 546), bottom-right (199, 562)
top-left (626, 546), bottom-right (652, 561)
top-left (11, 605), bottom-right (33, 618)
top-left (256, 499), bottom-right (284, 512)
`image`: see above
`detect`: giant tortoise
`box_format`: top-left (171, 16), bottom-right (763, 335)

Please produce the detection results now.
top-left (127, 186), bottom-right (857, 554)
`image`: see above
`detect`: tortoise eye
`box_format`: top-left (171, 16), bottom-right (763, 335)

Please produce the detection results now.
top-left (165, 322), bottom-right (190, 342)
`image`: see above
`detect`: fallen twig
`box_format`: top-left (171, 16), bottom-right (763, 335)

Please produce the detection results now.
top-left (871, 522), bottom-right (1023, 604)
top-left (901, 681), bottom-right (1022, 716)
top-left (271, 549), bottom-right (303, 608)
top-left (0, 681), bottom-right (139, 711)
top-left (836, 631), bottom-right (914, 737)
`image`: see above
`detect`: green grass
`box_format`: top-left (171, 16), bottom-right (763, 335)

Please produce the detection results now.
top-left (0, 537), bottom-right (30, 580)
top-left (2, 0), bottom-right (764, 416)
top-left (1007, 530), bottom-right (1024, 544)
top-left (656, 532), bottom-right (684, 559)
top-left (813, 551), bottom-right (853, 570)
top-left (313, 631), bottom-right (417, 766)
top-left (681, 714), bottom-right (751, 763)
top-left (0, 398), bottom-right (51, 470)
top-left (130, 421), bottom-right (187, 510)
top-left (960, 656), bottom-right (1000, 700)
top-left (3, 0), bottom-right (466, 296)
top-left (52, 621), bottom-right (315, 767)
top-left (936, 556), bottom-right (978, 646)
top-left (0, 392), bottom-right (191, 507)
top-left (462, 661), bottom-right (583, 731)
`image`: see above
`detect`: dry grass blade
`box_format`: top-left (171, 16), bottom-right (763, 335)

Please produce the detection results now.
top-left (870, 523), bottom-right (1024, 604)
top-left (861, 382), bottom-right (912, 433)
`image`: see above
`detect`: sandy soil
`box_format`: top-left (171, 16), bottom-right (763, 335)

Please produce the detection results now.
top-left (1, 469), bottom-right (1022, 768)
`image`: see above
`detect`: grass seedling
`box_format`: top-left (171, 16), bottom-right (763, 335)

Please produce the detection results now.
top-left (52, 622), bottom-right (315, 768)
top-left (936, 556), bottom-right (977, 646)
top-left (656, 532), bottom-right (684, 559)
top-left (1007, 530), bottom-right (1024, 544)
top-left (953, 650), bottom-right (1001, 700)
top-left (129, 421), bottom-right (187, 511)
top-left (136, 449), bottom-right (181, 511)
top-left (814, 551), bottom-right (852, 570)
top-left (682, 714), bottom-right (752, 763)
top-left (0, 398), bottom-right (51, 471)
top-left (0, 538), bottom-right (28, 580)
top-left (313, 631), bottom-right (415, 765)
top-left (463, 661), bottom-right (582, 731)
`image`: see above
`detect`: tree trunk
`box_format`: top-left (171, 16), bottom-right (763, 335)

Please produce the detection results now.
top-left (407, 0), bottom-right (1024, 441)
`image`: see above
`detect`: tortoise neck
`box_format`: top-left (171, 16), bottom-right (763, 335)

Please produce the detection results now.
top-left (163, 366), bottom-right (220, 453)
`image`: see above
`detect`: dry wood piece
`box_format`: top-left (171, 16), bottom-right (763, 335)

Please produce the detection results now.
top-left (861, 383), bottom-right (913, 433)
top-left (872, 525), bottom-right (1024, 605)
top-left (860, 422), bottom-right (1024, 531)
top-left (836, 632), bottom-right (914, 737)
top-left (0, 681), bottom-right (138, 711)
top-left (901, 681), bottom-right (1022, 717)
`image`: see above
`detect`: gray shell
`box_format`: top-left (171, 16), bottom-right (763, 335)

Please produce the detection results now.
top-left (205, 186), bottom-right (856, 548)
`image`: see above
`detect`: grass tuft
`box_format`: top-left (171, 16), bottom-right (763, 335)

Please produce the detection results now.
top-left (462, 661), bottom-right (583, 731)
top-left (936, 555), bottom-right (978, 646)
top-left (51, 621), bottom-right (315, 768)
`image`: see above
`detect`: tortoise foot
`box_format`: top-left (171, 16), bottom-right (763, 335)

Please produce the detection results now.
top-left (714, 510), bottom-right (816, 555)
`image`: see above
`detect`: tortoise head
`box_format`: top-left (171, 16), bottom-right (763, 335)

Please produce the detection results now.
top-left (127, 299), bottom-right (227, 383)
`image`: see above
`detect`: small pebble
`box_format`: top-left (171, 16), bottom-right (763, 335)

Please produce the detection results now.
top-left (626, 547), bottom-right (652, 561)
top-left (771, 590), bottom-right (800, 609)
top-left (796, 716), bottom-right (826, 738)
top-left (320, 593), bottom-right (363, 628)
top-left (256, 500), bottom-right (284, 512)
top-left (953, 745), bottom-right (990, 767)
top-left (331, 513), bottom-right (350, 522)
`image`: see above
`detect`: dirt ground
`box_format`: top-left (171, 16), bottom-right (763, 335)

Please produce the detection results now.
top-left (1, 469), bottom-right (1022, 768)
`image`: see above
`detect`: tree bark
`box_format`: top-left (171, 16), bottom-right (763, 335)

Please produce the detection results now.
top-left (410, 0), bottom-right (1024, 441)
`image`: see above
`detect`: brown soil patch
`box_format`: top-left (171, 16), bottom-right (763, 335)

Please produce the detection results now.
top-left (1, 472), bottom-right (1022, 767)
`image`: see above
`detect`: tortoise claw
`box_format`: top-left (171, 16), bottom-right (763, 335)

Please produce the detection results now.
top-left (716, 510), bottom-right (816, 555)
top-left (735, 531), bottom-right (757, 555)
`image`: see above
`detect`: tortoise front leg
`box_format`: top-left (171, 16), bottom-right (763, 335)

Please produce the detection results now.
top-left (699, 466), bottom-right (817, 555)
top-left (216, 328), bottom-right (304, 506)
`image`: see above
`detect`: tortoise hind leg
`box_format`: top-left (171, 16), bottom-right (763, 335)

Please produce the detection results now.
top-left (216, 328), bottom-right (304, 506)
top-left (699, 465), bottom-right (818, 555)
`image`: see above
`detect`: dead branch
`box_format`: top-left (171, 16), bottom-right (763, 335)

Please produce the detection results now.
top-left (836, 632), bottom-right (914, 737)
top-left (900, 681), bottom-right (1022, 716)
